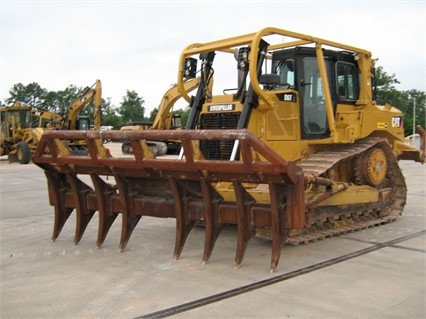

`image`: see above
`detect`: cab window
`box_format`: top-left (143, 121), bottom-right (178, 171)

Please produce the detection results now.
top-left (273, 59), bottom-right (295, 88)
top-left (302, 57), bottom-right (327, 135)
top-left (336, 62), bottom-right (358, 100)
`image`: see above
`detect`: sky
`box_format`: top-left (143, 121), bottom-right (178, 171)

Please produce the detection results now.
top-left (1, 0), bottom-right (425, 115)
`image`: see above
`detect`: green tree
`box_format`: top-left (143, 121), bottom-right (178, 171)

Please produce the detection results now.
top-left (174, 107), bottom-right (191, 127)
top-left (42, 85), bottom-right (84, 116)
top-left (6, 82), bottom-right (48, 107)
top-left (148, 108), bottom-right (158, 122)
top-left (101, 98), bottom-right (122, 129)
top-left (118, 90), bottom-right (145, 124)
top-left (374, 66), bottom-right (401, 106)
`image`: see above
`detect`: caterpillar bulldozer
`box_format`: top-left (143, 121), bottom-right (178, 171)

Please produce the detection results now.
top-left (120, 77), bottom-right (201, 156)
top-left (32, 27), bottom-right (425, 272)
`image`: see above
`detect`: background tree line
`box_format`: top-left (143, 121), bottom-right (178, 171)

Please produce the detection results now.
top-left (0, 81), bottom-right (168, 130)
top-left (1, 66), bottom-right (425, 136)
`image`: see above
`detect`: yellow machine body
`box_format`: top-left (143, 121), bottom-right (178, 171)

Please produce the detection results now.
top-left (33, 27), bottom-right (424, 271)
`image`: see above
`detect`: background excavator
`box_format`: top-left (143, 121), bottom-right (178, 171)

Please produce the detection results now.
top-left (59, 79), bottom-right (102, 154)
top-left (33, 27), bottom-right (424, 271)
top-left (62, 79), bottom-right (102, 131)
top-left (120, 77), bottom-right (201, 156)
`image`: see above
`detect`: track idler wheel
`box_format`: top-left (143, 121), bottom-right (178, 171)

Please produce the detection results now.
top-left (358, 147), bottom-right (388, 187)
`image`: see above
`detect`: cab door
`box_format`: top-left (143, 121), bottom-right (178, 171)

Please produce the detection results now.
top-left (265, 57), bottom-right (300, 141)
top-left (298, 54), bottom-right (333, 140)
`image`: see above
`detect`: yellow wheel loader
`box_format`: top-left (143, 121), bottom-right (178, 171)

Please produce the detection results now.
top-left (0, 101), bottom-right (61, 164)
top-left (32, 27), bottom-right (425, 271)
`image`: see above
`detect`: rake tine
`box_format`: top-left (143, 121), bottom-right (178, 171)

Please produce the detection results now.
top-left (65, 173), bottom-right (96, 245)
top-left (269, 183), bottom-right (284, 272)
top-left (90, 173), bottom-right (119, 248)
top-left (200, 178), bottom-right (223, 264)
top-left (113, 173), bottom-right (142, 252)
top-left (44, 171), bottom-right (73, 241)
top-left (168, 176), bottom-right (195, 260)
top-left (233, 180), bottom-right (255, 268)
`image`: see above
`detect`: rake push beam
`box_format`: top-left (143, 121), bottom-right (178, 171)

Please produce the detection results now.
top-left (33, 129), bottom-right (305, 271)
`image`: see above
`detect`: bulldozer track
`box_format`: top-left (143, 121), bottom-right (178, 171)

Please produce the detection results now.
top-left (284, 215), bottom-right (399, 245)
top-left (298, 137), bottom-right (381, 176)
top-left (285, 137), bottom-right (407, 246)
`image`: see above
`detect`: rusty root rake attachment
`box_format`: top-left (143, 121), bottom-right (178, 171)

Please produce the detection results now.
top-left (32, 129), bottom-right (305, 271)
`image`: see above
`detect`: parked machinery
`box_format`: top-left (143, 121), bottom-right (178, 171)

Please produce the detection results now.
top-left (32, 27), bottom-right (424, 271)
top-left (120, 77), bottom-right (201, 156)
top-left (60, 80), bottom-right (102, 154)
top-left (1, 80), bottom-right (102, 163)
top-left (0, 101), bottom-right (61, 164)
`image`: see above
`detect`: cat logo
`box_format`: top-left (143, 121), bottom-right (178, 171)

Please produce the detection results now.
top-left (208, 104), bottom-right (235, 112)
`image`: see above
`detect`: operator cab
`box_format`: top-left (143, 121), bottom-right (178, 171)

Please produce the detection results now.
top-left (0, 106), bottom-right (32, 139)
top-left (271, 47), bottom-right (360, 139)
top-left (76, 116), bottom-right (91, 130)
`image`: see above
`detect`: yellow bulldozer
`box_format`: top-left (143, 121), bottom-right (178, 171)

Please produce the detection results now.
top-left (32, 27), bottom-right (425, 271)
